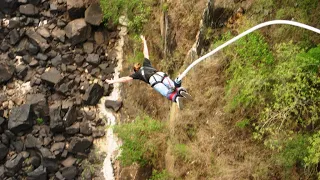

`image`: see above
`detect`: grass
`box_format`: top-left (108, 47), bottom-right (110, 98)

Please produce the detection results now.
top-left (114, 115), bottom-right (167, 166)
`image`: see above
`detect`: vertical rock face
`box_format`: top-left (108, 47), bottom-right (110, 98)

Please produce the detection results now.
top-left (64, 19), bottom-right (91, 45)
top-left (0, 58), bottom-right (15, 85)
top-left (8, 104), bottom-right (33, 134)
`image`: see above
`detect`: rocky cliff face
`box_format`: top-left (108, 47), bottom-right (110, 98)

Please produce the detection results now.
top-left (0, 0), bottom-right (122, 179)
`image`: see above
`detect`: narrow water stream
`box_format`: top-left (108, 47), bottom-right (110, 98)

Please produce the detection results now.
top-left (95, 20), bottom-right (127, 180)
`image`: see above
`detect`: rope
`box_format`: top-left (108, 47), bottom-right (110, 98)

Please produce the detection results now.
top-left (178, 20), bottom-right (320, 82)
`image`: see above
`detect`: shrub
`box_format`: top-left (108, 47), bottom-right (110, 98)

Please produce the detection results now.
top-left (36, 118), bottom-right (44, 125)
top-left (173, 144), bottom-right (190, 161)
top-left (100, 0), bottom-right (153, 34)
top-left (114, 115), bottom-right (166, 166)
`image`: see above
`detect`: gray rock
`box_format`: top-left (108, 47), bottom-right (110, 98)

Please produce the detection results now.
top-left (19, 4), bottom-right (39, 16)
top-left (29, 59), bottom-right (39, 67)
top-left (27, 41), bottom-right (40, 55)
top-left (61, 54), bottom-right (73, 64)
top-left (12, 140), bottom-right (24, 152)
top-left (86, 53), bottom-right (100, 66)
top-left (74, 54), bottom-right (85, 66)
top-left (61, 166), bottom-right (77, 180)
top-left (83, 83), bottom-right (104, 105)
top-left (85, 3), bottom-right (103, 26)
top-left (36, 27), bottom-right (51, 38)
top-left (0, 58), bottom-right (15, 84)
top-left (66, 122), bottom-right (79, 135)
top-left (52, 27), bottom-right (66, 42)
top-left (39, 148), bottom-right (55, 159)
top-left (49, 103), bottom-right (64, 133)
top-left (42, 158), bottom-right (58, 173)
top-left (35, 53), bottom-right (48, 61)
top-left (64, 18), bottom-right (91, 45)
top-left (50, 142), bottom-right (65, 156)
top-left (67, 0), bottom-right (85, 19)
top-left (79, 121), bottom-right (92, 135)
top-left (83, 42), bottom-right (93, 54)
top-left (68, 136), bottom-right (93, 153)
top-left (0, 143), bottom-right (8, 160)
top-left (63, 105), bottom-right (77, 127)
top-left (0, 41), bottom-right (10, 52)
top-left (51, 55), bottom-right (62, 67)
top-left (26, 93), bottom-right (49, 119)
top-left (5, 153), bottom-right (24, 176)
top-left (41, 68), bottom-right (62, 86)
top-left (9, 29), bottom-right (21, 45)
top-left (61, 156), bottom-right (76, 167)
top-left (0, 165), bottom-right (4, 179)
top-left (8, 17), bottom-right (20, 29)
top-left (15, 64), bottom-right (28, 79)
top-left (53, 134), bottom-right (65, 142)
top-left (27, 165), bottom-right (47, 180)
top-left (25, 134), bottom-right (41, 149)
top-left (105, 100), bottom-right (123, 112)
top-left (8, 104), bottom-right (33, 134)
top-left (26, 29), bottom-right (50, 52)
top-left (0, 0), bottom-right (18, 14)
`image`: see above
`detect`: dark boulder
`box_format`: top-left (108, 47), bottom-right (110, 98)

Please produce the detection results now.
top-left (0, 165), bottom-right (4, 179)
top-left (36, 27), bottom-right (51, 39)
top-left (63, 105), bottom-right (77, 127)
top-left (85, 3), bottom-right (103, 26)
top-left (8, 104), bottom-right (33, 134)
top-left (0, 57), bottom-right (15, 84)
top-left (50, 142), bottom-right (65, 156)
top-left (42, 158), bottom-right (58, 173)
top-left (66, 122), bottom-right (79, 135)
top-left (26, 29), bottom-right (50, 52)
top-left (12, 140), bottom-right (24, 153)
top-left (79, 121), bottom-right (92, 135)
top-left (26, 93), bottom-right (49, 120)
top-left (27, 165), bottom-right (47, 180)
top-left (0, 143), bottom-right (8, 160)
top-left (41, 68), bottom-right (62, 86)
top-left (67, 0), bottom-right (85, 19)
top-left (92, 129), bottom-right (105, 138)
top-left (15, 64), bottom-right (28, 80)
top-left (25, 134), bottom-right (41, 149)
top-left (64, 18), bottom-right (91, 46)
top-left (15, 38), bottom-right (29, 56)
top-left (105, 100), bottom-right (123, 112)
top-left (49, 103), bottom-right (64, 133)
top-left (68, 136), bottom-right (93, 153)
top-left (51, 55), bottom-right (62, 67)
top-left (0, 0), bottom-right (18, 14)
top-left (28, 0), bottom-right (41, 5)
top-left (4, 153), bottom-right (24, 176)
top-left (61, 166), bottom-right (77, 180)
top-left (86, 53), bottom-right (100, 66)
top-left (83, 83), bottom-right (104, 105)
top-left (9, 29), bottom-right (21, 45)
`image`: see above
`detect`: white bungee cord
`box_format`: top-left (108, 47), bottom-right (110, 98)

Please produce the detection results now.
top-left (178, 20), bottom-right (320, 82)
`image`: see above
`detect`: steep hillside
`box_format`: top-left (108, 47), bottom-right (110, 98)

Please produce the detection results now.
top-left (110, 0), bottom-right (320, 179)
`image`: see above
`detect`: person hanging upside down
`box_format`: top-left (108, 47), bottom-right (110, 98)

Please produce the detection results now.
top-left (105, 35), bottom-right (192, 110)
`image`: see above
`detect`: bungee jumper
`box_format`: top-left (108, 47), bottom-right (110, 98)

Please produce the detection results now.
top-left (105, 35), bottom-right (193, 110)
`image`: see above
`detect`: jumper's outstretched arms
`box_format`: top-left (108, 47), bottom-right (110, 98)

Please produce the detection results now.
top-left (140, 35), bottom-right (149, 59)
top-left (105, 76), bottom-right (133, 84)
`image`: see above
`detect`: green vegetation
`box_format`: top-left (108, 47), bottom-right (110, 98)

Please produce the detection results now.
top-left (114, 115), bottom-right (167, 166)
top-left (215, 27), bottom-right (320, 175)
top-left (149, 169), bottom-right (171, 180)
top-left (173, 144), bottom-right (190, 162)
top-left (100, 0), bottom-right (154, 34)
top-left (36, 117), bottom-right (44, 125)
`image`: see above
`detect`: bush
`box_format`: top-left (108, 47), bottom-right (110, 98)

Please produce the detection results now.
top-left (100, 0), bottom-right (154, 34)
top-left (114, 115), bottom-right (166, 166)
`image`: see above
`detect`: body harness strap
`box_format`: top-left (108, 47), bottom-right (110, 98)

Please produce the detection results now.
top-left (149, 72), bottom-right (169, 88)
top-left (140, 66), bottom-right (157, 83)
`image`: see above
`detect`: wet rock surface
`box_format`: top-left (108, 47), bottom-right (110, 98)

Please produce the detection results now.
top-left (0, 0), bottom-right (119, 179)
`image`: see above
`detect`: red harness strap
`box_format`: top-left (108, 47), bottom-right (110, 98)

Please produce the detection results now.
top-left (168, 91), bottom-right (177, 101)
